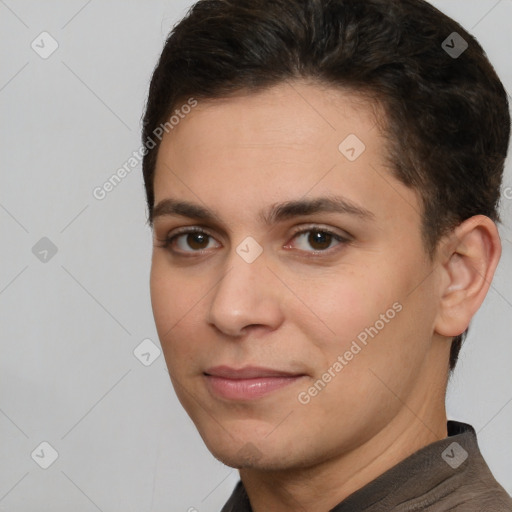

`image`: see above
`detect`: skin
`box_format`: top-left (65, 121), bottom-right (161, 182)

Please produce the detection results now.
top-left (149, 80), bottom-right (501, 512)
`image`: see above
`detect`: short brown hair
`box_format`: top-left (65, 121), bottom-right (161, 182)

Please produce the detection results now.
top-left (141, 0), bottom-right (510, 370)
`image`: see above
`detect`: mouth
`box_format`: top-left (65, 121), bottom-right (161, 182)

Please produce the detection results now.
top-left (203, 365), bottom-right (307, 401)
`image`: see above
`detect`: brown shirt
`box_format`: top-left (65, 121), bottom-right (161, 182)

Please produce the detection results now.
top-left (221, 421), bottom-right (512, 511)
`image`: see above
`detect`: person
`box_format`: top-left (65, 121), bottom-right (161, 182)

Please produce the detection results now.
top-left (141, 0), bottom-right (512, 510)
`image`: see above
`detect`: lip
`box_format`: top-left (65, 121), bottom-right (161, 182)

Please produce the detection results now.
top-left (204, 365), bottom-right (303, 379)
top-left (203, 365), bottom-right (307, 400)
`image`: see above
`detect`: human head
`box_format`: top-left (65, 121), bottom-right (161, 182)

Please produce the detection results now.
top-left (143, 0), bottom-right (509, 476)
top-left (142, 0), bottom-right (510, 371)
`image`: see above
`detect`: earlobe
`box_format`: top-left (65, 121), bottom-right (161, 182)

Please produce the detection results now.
top-left (434, 215), bottom-right (501, 337)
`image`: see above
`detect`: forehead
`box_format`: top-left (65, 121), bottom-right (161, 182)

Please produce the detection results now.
top-left (152, 81), bottom-right (420, 232)
top-left (161, 81), bottom-right (382, 152)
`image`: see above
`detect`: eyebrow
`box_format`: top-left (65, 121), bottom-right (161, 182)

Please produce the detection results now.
top-left (151, 195), bottom-right (374, 226)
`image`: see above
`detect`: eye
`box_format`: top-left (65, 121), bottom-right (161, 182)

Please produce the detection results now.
top-left (155, 225), bottom-right (350, 256)
top-left (286, 226), bottom-right (349, 254)
top-left (156, 226), bottom-right (219, 253)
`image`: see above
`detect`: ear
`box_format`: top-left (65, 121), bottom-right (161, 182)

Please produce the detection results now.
top-left (434, 215), bottom-right (501, 337)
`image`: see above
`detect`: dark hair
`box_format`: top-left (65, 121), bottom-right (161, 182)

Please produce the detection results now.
top-left (141, 0), bottom-right (510, 371)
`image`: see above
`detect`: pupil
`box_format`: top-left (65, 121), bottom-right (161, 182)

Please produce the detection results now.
top-left (310, 231), bottom-right (331, 250)
top-left (188, 233), bottom-right (208, 249)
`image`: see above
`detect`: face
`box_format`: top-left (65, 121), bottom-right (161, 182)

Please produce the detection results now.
top-left (150, 81), bottom-right (446, 471)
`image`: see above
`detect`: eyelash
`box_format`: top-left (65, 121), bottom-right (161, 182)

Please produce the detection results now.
top-left (155, 225), bottom-right (351, 257)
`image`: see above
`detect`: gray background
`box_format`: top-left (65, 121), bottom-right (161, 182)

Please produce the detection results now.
top-left (1, 1), bottom-right (511, 511)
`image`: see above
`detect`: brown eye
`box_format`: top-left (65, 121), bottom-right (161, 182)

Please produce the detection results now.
top-left (307, 230), bottom-right (334, 251)
top-left (185, 232), bottom-right (210, 250)
top-left (289, 228), bottom-right (348, 253)
top-left (156, 227), bottom-right (220, 253)
top-left (173, 231), bottom-right (218, 252)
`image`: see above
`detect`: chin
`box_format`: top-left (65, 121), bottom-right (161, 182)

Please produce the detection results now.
top-left (211, 449), bottom-right (286, 471)
top-left (203, 432), bottom-right (315, 472)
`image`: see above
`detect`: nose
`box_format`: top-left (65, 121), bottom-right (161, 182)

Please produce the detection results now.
top-left (207, 245), bottom-right (284, 338)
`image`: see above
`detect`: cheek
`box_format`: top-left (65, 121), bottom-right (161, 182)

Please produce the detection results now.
top-left (315, 266), bottom-right (436, 386)
top-left (149, 259), bottom-right (200, 360)
top-left (299, 260), bottom-right (430, 383)
top-left (150, 255), bottom-right (204, 323)
top-left (299, 266), bottom-right (391, 350)
top-left (149, 260), bottom-right (174, 333)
